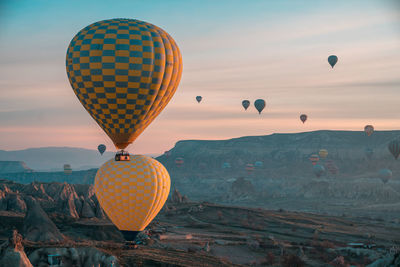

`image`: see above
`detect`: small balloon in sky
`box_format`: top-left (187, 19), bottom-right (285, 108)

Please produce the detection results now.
top-left (328, 55), bottom-right (338, 68)
top-left (196, 96), bottom-right (202, 103)
top-left (242, 100), bottom-right (250, 110)
top-left (254, 99), bottom-right (266, 114)
top-left (300, 114), bottom-right (307, 124)
top-left (97, 144), bottom-right (106, 155)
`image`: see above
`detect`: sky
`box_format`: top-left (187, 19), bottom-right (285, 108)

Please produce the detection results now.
top-left (0, 0), bottom-right (399, 154)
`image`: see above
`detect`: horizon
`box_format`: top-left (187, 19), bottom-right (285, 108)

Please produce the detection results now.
top-left (1, 0), bottom-right (399, 154)
top-left (3, 128), bottom-right (400, 153)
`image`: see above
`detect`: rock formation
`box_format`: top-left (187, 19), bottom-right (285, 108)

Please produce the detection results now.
top-left (23, 196), bottom-right (65, 243)
top-left (0, 230), bottom-right (32, 267)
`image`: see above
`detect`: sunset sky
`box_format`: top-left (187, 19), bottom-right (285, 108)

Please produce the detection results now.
top-left (0, 0), bottom-right (399, 154)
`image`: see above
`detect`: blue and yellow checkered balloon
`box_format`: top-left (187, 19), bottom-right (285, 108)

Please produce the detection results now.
top-left (66, 18), bottom-right (182, 149)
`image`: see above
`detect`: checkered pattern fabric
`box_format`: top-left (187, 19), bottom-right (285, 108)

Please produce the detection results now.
top-left (66, 19), bottom-right (182, 149)
top-left (94, 155), bottom-right (170, 231)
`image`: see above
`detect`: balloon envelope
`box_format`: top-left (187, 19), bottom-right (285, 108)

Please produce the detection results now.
top-left (66, 18), bottom-right (182, 150)
top-left (254, 99), bottom-right (266, 114)
top-left (63, 164), bottom-right (72, 175)
top-left (328, 55), bottom-right (338, 68)
top-left (245, 163), bottom-right (254, 172)
top-left (94, 155), bottom-right (170, 239)
top-left (309, 154), bottom-right (319, 165)
top-left (175, 157), bottom-right (184, 167)
top-left (364, 125), bottom-right (374, 136)
top-left (98, 144), bottom-right (106, 155)
top-left (388, 139), bottom-right (400, 159)
top-left (242, 100), bottom-right (250, 110)
top-left (254, 161), bottom-right (263, 168)
top-left (300, 114), bottom-right (307, 123)
top-left (313, 164), bottom-right (326, 178)
top-left (196, 96), bottom-right (202, 103)
top-left (319, 149), bottom-right (328, 159)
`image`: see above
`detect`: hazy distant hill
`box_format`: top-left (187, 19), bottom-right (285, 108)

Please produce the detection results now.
top-left (158, 130), bottom-right (400, 174)
top-left (0, 161), bottom-right (32, 173)
top-left (0, 147), bottom-right (115, 171)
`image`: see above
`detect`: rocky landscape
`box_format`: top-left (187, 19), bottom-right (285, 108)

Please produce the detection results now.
top-left (0, 131), bottom-right (399, 266)
top-left (0, 180), bottom-right (397, 266)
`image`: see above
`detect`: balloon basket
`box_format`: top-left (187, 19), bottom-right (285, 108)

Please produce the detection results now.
top-left (115, 150), bottom-right (130, 161)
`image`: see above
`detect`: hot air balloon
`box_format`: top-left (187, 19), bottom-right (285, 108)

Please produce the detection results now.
top-left (242, 100), bottom-right (250, 110)
top-left (98, 144), bottom-right (106, 155)
top-left (319, 149), bottom-right (328, 159)
top-left (245, 163), bottom-right (255, 174)
top-left (328, 55), bottom-right (338, 68)
top-left (175, 157), bottom-right (184, 167)
top-left (364, 125), bottom-right (374, 136)
top-left (196, 96), bottom-right (202, 103)
top-left (67, 18), bottom-right (181, 242)
top-left (309, 154), bottom-right (319, 165)
top-left (388, 139), bottom-right (400, 159)
top-left (94, 155), bottom-right (170, 241)
top-left (222, 162), bottom-right (231, 169)
top-left (164, 150), bottom-right (171, 158)
top-left (325, 160), bottom-right (338, 175)
top-left (63, 164), bottom-right (72, 175)
top-left (378, 168), bottom-right (392, 184)
top-left (300, 114), bottom-right (307, 124)
top-left (254, 161), bottom-right (263, 168)
top-left (365, 147), bottom-right (374, 159)
top-left (66, 18), bottom-right (182, 152)
top-left (254, 99), bottom-right (266, 114)
top-left (313, 164), bottom-right (326, 178)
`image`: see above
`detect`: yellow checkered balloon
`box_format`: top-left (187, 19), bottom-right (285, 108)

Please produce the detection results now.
top-left (66, 18), bottom-right (182, 149)
top-left (94, 155), bottom-right (170, 232)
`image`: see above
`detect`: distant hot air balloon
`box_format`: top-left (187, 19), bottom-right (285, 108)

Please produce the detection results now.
top-left (364, 125), bottom-right (374, 136)
top-left (300, 114), bottom-right (307, 124)
top-left (325, 160), bottom-right (338, 175)
top-left (254, 99), bottom-right (266, 114)
top-left (222, 162), bottom-right (231, 169)
top-left (175, 157), bottom-right (184, 167)
top-left (242, 100), bottom-right (250, 110)
top-left (63, 164), bottom-right (72, 175)
top-left (365, 147), bottom-right (374, 159)
top-left (313, 164), bottom-right (326, 178)
top-left (66, 18), bottom-right (182, 151)
top-left (254, 161), bottom-right (263, 168)
top-left (98, 144), bottom-right (106, 155)
top-left (319, 149), bottom-right (328, 159)
top-left (328, 55), bottom-right (338, 68)
top-left (388, 139), bottom-right (400, 159)
top-left (94, 155), bottom-right (170, 241)
top-left (309, 154), bottom-right (320, 165)
top-left (196, 96), bottom-right (202, 103)
top-left (245, 163), bottom-right (255, 174)
top-left (378, 168), bottom-right (392, 184)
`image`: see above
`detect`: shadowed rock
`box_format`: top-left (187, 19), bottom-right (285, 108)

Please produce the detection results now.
top-left (6, 193), bottom-right (27, 213)
top-left (23, 196), bottom-right (65, 243)
top-left (0, 230), bottom-right (32, 267)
